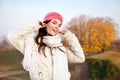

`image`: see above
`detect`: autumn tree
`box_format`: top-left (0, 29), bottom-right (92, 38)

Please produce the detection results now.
top-left (66, 15), bottom-right (116, 53)
top-left (0, 36), bottom-right (15, 52)
top-left (66, 15), bottom-right (89, 45)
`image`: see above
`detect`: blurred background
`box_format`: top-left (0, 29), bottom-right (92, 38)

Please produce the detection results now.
top-left (0, 0), bottom-right (120, 80)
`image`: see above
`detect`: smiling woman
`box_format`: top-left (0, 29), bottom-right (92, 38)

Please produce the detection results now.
top-left (44, 19), bottom-right (62, 36)
top-left (7, 11), bottom-right (85, 80)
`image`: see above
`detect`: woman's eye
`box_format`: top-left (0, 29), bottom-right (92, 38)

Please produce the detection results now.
top-left (53, 21), bottom-right (57, 24)
top-left (58, 25), bottom-right (61, 27)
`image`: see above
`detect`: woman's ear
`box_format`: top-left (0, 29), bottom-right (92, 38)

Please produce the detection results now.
top-left (42, 23), bottom-right (47, 27)
top-left (38, 21), bottom-right (46, 27)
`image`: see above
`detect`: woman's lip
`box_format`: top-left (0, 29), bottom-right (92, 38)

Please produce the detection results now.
top-left (52, 28), bottom-right (60, 34)
top-left (52, 29), bottom-right (57, 33)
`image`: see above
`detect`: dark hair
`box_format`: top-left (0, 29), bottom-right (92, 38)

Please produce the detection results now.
top-left (35, 20), bottom-right (50, 56)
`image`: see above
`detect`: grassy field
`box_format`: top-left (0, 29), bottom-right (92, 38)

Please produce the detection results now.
top-left (0, 50), bottom-right (23, 71)
top-left (0, 50), bottom-right (30, 80)
top-left (89, 51), bottom-right (120, 69)
top-left (0, 50), bottom-right (120, 80)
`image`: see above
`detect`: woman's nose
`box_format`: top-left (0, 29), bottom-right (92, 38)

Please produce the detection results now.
top-left (54, 26), bottom-right (60, 32)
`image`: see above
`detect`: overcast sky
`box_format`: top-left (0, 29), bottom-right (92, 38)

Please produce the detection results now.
top-left (0, 0), bottom-right (120, 38)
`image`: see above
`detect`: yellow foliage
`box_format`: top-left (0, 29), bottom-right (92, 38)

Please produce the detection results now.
top-left (67, 16), bottom-right (116, 53)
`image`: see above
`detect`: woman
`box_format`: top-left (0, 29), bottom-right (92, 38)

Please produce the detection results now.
top-left (7, 12), bottom-right (85, 80)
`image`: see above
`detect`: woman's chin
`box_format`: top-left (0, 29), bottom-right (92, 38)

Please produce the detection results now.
top-left (51, 32), bottom-right (59, 36)
top-left (52, 34), bottom-right (57, 36)
top-left (47, 32), bottom-right (59, 36)
top-left (47, 33), bottom-right (56, 36)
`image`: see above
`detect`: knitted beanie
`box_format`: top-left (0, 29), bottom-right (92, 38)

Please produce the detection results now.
top-left (43, 12), bottom-right (63, 23)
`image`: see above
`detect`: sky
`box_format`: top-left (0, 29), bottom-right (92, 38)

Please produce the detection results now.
top-left (0, 0), bottom-right (120, 38)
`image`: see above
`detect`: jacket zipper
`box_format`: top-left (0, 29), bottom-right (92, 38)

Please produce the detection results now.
top-left (51, 48), bottom-right (54, 80)
top-left (52, 55), bottom-right (54, 80)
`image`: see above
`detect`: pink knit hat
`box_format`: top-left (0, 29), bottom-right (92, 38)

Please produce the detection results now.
top-left (43, 12), bottom-right (63, 23)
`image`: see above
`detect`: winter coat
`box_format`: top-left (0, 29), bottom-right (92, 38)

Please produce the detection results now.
top-left (7, 22), bottom-right (85, 80)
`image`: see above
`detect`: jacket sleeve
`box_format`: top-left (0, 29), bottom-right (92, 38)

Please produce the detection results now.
top-left (63, 30), bottom-right (85, 63)
top-left (7, 22), bottom-right (42, 54)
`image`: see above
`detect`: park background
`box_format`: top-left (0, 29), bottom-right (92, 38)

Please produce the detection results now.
top-left (0, 0), bottom-right (120, 80)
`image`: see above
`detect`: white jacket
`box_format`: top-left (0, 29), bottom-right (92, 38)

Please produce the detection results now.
top-left (7, 22), bottom-right (85, 80)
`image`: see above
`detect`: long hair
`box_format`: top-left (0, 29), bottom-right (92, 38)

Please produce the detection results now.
top-left (35, 21), bottom-right (50, 55)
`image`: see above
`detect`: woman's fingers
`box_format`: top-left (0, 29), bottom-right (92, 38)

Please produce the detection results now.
top-left (60, 29), bottom-right (68, 35)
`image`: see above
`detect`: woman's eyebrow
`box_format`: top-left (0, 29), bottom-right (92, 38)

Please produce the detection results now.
top-left (53, 20), bottom-right (61, 25)
top-left (53, 20), bottom-right (57, 23)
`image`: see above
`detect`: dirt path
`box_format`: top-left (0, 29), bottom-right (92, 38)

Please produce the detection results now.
top-left (0, 70), bottom-right (26, 78)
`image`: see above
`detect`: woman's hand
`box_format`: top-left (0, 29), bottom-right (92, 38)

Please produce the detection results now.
top-left (60, 28), bottom-right (68, 35)
top-left (59, 28), bottom-right (68, 41)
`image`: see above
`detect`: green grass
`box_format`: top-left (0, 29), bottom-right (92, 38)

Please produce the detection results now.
top-left (86, 51), bottom-right (120, 79)
top-left (0, 50), bottom-right (30, 80)
top-left (0, 50), bottom-right (23, 71)
top-left (0, 50), bottom-right (120, 80)
top-left (88, 51), bottom-right (120, 69)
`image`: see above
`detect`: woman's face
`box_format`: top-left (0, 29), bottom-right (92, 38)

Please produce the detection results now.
top-left (45, 19), bottom-right (62, 36)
